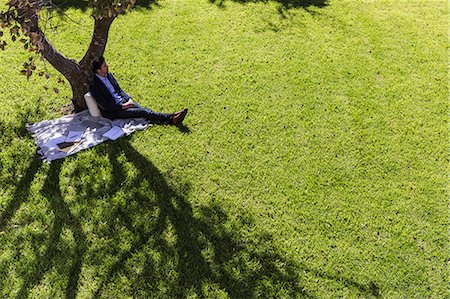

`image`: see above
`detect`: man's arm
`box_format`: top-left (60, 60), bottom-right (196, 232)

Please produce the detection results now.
top-left (108, 73), bottom-right (131, 101)
top-left (106, 73), bottom-right (136, 109)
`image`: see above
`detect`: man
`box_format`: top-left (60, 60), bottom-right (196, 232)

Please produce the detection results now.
top-left (90, 56), bottom-right (188, 125)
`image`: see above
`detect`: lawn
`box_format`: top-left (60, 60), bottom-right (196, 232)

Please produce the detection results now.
top-left (0, 0), bottom-right (448, 297)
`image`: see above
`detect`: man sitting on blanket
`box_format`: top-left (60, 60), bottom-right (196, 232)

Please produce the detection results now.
top-left (90, 56), bottom-right (188, 125)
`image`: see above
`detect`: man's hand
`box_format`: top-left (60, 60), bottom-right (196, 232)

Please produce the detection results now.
top-left (122, 99), bottom-right (135, 109)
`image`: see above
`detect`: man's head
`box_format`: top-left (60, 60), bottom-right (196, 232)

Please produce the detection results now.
top-left (92, 56), bottom-right (108, 77)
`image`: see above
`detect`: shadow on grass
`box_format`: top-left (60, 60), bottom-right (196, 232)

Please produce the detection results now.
top-left (14, 160), bottom-right (87, 299)
top-left (1, 138), bottom-right (380, 298)
top-left (0, 102), bottom-right (45, 231)
top-left (209, 0), bottom-right (329, 31)
top-left (48, 0), bottom-right (159, 12)
top-left (90, 139), bottom-right (309, 298)
top-left (210, 0), bottom-right (328, 12)
top-left (0, 154), bottom-right (42, 231)
top-left (89, 139), bottom-right (379, 298)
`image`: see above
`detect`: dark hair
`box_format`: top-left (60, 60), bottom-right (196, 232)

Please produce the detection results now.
top-left (92, 56), bottom-right (105, 74)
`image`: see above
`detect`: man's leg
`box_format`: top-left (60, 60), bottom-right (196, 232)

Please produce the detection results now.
top-left (115, 104), bottom-right (173, 124)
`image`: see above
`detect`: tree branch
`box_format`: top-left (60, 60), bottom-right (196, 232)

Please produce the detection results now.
top-left (79, 16), bottom-right (115, 79)
top-left (14, 0), bottom-right (81, 81)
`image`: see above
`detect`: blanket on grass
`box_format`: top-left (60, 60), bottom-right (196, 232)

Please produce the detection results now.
top-left (27, 110), bottom-right (151, 162)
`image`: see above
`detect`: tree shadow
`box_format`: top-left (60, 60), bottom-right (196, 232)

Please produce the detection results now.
top-left (209, 0), bottom-right (329, 31)
top-left (0, 154), bottom-right (42, 231)
top-left (1, 138), bottom-right (380, 298)
top-left (210, 0), bottom-right (328, 12)
top-left (87, 139), bottom-right (380, 298)
top-left (0, 101), bottom-right (46, 231)
top-left (90, 139), bottom-right (310, 297)
top-left (14, 160), bottom-right (87, 299)
top-left (48, 0), bottom-right (159, 13)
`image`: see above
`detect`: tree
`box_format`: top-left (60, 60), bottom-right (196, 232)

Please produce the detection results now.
top-left (0, 0), bottom-right (138, 111)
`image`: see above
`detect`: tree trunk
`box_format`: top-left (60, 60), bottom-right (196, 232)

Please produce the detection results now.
top-left (80, 17), bottom-right (116, 79)
top-left (70, 76), bottom-right (91, 112)
top-left (33, 28), bottom-right (90, 111)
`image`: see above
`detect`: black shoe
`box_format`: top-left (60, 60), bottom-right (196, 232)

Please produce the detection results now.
top-left (172, 108), bottom-right (188, 125)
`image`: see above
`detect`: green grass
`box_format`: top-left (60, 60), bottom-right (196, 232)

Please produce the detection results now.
top-left (0, 0), bottom-right (448, 297)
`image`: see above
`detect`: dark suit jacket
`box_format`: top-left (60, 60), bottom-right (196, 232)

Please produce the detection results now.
top-left (89, 73), bottom-right (131, 119)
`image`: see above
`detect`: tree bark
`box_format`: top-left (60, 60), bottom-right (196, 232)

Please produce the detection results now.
top-left (79, 17), bottom-right (115, 79)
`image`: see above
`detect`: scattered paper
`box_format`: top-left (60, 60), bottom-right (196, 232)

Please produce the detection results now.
top-left (65, 130), bottom-right (84, 142)
top-left (102, 126), bottom-right (124, 141)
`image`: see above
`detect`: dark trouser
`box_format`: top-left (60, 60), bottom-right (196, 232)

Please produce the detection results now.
top-left (113, 103), bottom-right (173, 124)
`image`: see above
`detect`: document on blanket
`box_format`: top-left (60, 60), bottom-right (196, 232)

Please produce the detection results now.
top-left (65, 130), bottom-right (84, 142)
top-left (102, 126), bottom-right (124, 141)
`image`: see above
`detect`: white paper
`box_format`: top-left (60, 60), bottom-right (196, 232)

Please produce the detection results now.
top-left (102, 126), bottom-right (124, 141)
top-left (65, 130), bottom-right (84, 142)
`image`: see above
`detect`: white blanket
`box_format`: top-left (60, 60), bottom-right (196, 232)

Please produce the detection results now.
top-left (27, 110), bottom-right (151, 162)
